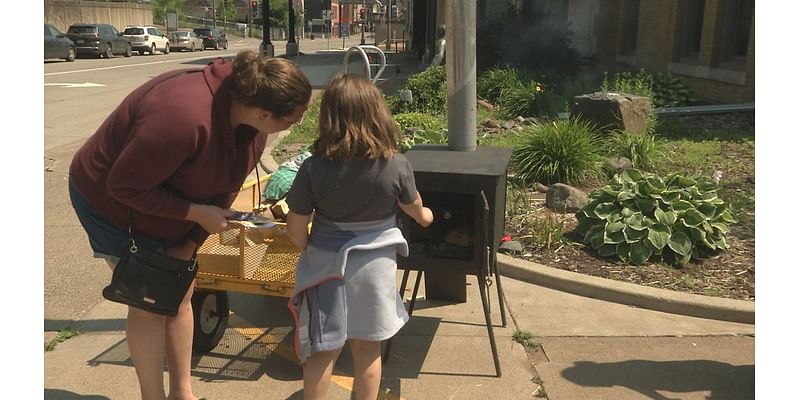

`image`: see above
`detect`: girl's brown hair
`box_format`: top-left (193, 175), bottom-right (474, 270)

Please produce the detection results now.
top-left (314, 73), bottom-right (399, 161)
top-left (231, 50), bottom-right (312, 118)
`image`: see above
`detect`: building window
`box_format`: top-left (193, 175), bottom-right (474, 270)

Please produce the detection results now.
top-left (679, 0), bottom-right (705, 61)
top-left (619, 0), bottom-right (640, 55)
top-left (720, 0), bottom-right (753, 62)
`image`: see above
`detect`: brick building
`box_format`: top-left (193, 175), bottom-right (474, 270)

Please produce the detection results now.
top-left (595, 0), bottom-right (754, 103)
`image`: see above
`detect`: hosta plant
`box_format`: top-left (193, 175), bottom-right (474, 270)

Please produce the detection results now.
top-left (574, 169), bottom-right (736, 267)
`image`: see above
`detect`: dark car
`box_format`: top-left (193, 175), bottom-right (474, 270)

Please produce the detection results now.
top-left (44, 24), bottom-right (75, 62)
top-left (66, 23), bottom-right (132, 58)
top-left (192, 28), bottom-right (228, 50)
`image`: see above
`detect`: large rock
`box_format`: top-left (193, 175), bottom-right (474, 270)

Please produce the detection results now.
top-left (545, 183), bottom-right (588, 213)
top-left (571, 92), bottom-right (651, 134)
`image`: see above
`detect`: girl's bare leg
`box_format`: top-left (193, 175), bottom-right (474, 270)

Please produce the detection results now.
top-left (349, 339), bottom-right (382, 400)
top-left (303, 348), bottom-right (343, 400)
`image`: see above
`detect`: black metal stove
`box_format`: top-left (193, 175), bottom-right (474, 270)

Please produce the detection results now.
top-left (388, 144), bottom-right (512, 377)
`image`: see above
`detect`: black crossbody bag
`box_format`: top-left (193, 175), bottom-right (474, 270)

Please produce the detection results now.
top-left (102, 210), bottom-right (198, 316)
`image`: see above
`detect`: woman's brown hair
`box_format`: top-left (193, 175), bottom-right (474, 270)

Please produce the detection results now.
top-left (231, 50), bottom-right (312, 118)
top-left (314, 73), bottom-right (399, 161)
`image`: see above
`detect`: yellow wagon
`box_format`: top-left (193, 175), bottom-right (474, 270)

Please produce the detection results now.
top-left (191, 175), bottom-right (302, 352)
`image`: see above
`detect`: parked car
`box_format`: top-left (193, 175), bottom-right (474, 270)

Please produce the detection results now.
top-left (192, 28), bottom-right (228, 50)
top-left (170, 31), bottom-right (204, 52)
top-left (123, 26), bottom-right (170, 55)
top-left (66, 23), bottom-right (131, 58)
top-left (44, 24), bottom-right (76, 62)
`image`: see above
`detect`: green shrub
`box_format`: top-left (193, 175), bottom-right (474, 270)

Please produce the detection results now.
top-left (496, 81), bottom-right (542, 119)
top-left (574, 169), bottom-right (736, 267)
top-left (511, 118), bottom-right (604, 185)
top-left (601, 69), bottom-right (653, 98)
top-left (605, 130), bottom-right (669, 172)
top-left (393, 112), bottom-right (446, 133)
top-left (403, 65), bottom-right (447, 114)
top-left (651, 72), bottom-right (697, 108)
top-left (384, 94), bottom-right (405, 115)
top-left (398, 129), bottom-right (448, 153)
top-left (478, 67), bottom-right (522, 104)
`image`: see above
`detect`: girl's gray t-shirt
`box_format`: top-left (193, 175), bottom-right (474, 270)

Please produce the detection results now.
top-left (286, 153), bottom-right (418, 222)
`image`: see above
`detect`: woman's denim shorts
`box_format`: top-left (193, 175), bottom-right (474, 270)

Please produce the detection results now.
top-left (69, 179), bottom-right (170, 265)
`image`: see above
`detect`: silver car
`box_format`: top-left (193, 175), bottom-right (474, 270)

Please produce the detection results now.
top-left (170, 31), bottom-right (204, 52)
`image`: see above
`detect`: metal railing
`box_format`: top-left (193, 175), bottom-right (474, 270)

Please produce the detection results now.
top-left (342, 45), bottom-right (387, 83)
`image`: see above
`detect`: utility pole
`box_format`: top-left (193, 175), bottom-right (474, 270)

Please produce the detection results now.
top-left (212, 0), bottom-right (217, 28)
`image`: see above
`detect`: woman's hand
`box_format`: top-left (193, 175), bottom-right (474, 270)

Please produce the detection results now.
top-left (185, 203), bottom-right (233, 234)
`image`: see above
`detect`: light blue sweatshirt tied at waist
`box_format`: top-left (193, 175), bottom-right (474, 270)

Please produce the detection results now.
top-left (288, 214), bottom-right (410, 363)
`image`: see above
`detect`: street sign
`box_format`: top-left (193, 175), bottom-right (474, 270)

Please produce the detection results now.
top-left (166, 11), bottom-right (178, 31)
top-left (322, 10), bottom-right (333, 20)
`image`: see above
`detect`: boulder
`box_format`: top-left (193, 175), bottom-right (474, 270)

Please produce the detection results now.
top-left (605, 156), bottom-right (632, 174)
top-left (545, 183), bottom-right (588, 213)
top-left (571, 92), bottom-right (651, 134)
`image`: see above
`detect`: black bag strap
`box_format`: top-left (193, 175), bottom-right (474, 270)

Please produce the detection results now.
top-left (127, 208), bottom-right (197, 266)
top-left (127, 208), bottom-right (138, 254)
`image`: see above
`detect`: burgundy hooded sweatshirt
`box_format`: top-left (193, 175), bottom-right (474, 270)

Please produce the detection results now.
top-left (69, 57), bottom-right (266, 246)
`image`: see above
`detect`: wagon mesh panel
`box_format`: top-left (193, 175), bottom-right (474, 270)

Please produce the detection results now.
top-left (196, 223), bottom-right (298, 286)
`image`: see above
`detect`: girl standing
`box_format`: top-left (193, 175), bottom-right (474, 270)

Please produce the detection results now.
top-left (285, 73), bottom-right (433, 399)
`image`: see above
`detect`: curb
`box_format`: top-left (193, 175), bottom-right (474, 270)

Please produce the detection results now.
top-left (497, 253), bottom-right (755, 324)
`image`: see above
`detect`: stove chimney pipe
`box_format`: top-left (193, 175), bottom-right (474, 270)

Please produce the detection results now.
top-left (445, 0), bottom-right (477, 151)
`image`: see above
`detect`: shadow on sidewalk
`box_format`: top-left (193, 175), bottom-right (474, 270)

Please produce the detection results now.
top-left (561, 360), bottom-right (755, 400)
top-left (44, 389), bottom-right (110, 400)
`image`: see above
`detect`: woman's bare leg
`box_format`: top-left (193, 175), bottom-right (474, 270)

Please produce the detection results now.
top-left (165, 281), bottom-right (198, 400)
top-left (303, 348), bottom-right (342, 400)
top-left (349, 339), bottom-right (382, 400)
top-left (105, 259), bottom-right (167, 400)
top-left (127, 306), bottom-right (168, 400)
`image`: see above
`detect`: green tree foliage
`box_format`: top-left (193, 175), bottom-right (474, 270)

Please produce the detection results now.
top-left (219, 0), bottom-right (237, 22)
top-left (151, 0), bottom-right (185, 25)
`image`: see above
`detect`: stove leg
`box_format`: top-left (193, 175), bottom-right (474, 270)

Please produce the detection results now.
top-left (477, 274), bottom-right (502, 377)
top-left (495, 270), bottom-right (507, 327)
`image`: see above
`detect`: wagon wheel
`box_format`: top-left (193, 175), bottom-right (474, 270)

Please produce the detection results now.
top-left (191, 290), bottom-right (229, 353)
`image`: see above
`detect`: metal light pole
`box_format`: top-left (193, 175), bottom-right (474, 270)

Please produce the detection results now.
top-left (385, 0), bottom-right (391, 50)
top-left (261, 0), bottom-right (274, 58)
top-left (360, 0), bottom-right (366, 45)
top-left (287, 0), bottom-right (298, 55)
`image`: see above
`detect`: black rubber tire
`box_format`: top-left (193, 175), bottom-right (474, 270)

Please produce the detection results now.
top-left (191, 290), bottom-right (229, 353)
top-left (223, 41), bottom-right (228, 50)
top-left (190, 43), bottom-right (195, 52)
top-left (164, 43), bottom-right (170, 54)
top-left (124, 44), bottom-right (132, 57)
top-left (65, 47), bottom-right (76, 62)
top-left (150, 43), bottom-right (156, 55)
top-left (103, 43), bottom-right (113, 59)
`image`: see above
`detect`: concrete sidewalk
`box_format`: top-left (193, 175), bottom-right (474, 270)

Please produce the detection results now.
top-left (44, 269), bottom-right (754, 400)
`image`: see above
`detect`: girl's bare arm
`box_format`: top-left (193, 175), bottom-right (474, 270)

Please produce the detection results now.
top-left (286, 211), bottom-right (313, 251)
top-left (398, 192), bottom-right (434, 227)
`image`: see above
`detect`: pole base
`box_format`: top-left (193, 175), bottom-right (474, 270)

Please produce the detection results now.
top-left (260, 43), bottom-right (274, 58)
top-left (286, 42), bottom-right (299, 56)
